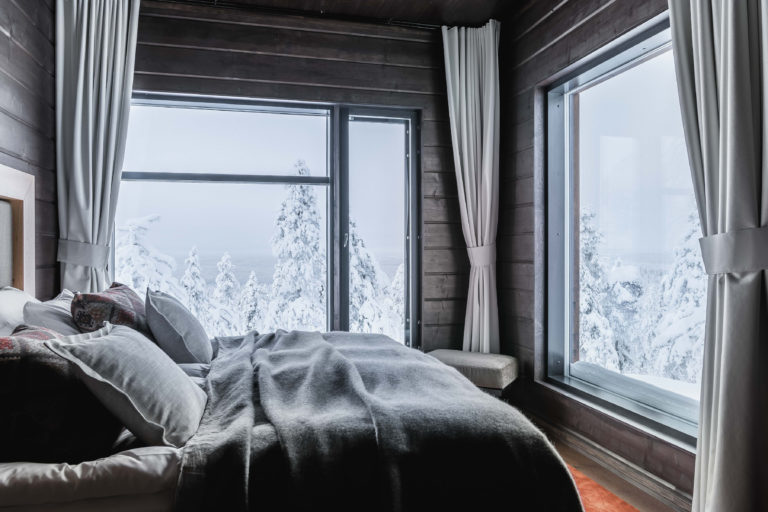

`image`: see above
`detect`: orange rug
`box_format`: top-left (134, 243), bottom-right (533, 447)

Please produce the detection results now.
top-left (569, 465), bottom-right (639, 512)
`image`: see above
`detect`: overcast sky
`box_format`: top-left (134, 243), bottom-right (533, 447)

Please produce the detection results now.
top-left (577, 48), bottom-right (697, 270)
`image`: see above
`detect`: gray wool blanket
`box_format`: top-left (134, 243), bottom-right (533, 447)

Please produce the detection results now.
top-left (176, 330), bottom-right (583, 512)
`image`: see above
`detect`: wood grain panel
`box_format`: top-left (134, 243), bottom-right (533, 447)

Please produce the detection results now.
top-left (173, 0), bottom-right (509, 27)
top-left (141, 1), bottom-right (438, 42)
top-left (0, 1), bottom-right (54, 73)
top-left (423, 299), bottom-right (465, 325)
top-left (0, 0), bottom-right (56, 299)
top-left (136, 0), bottom-right (465, 348)
top-left (138, 15), bottom-right (442, 69)
top-left (0, 69), bottom-right (55, 139)
top-left (422, 324), bottom-right (464, 352)
top-left (422, 273), bottom-right (468, 300)
top-left (0, 31), bottom-right (54, 106)
top-left (421, 146), bottom-right (454, 173)
top-left (11, 0), bottom-right (54, 42)
top-left (423, 197), bottom-right (462, 224)
top-left (423, 222), bottom-right (464, 248)
top-left (133, 73), bottom-right (449, 120)
top-left (423, 248), bottom-right (469, 274)
top-left (422, 172), bottom-right (458, 198)
top-left (135, 44), bottom-right (443, 95)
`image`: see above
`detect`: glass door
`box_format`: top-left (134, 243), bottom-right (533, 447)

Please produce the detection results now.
top-left (340, 109), bottom-right (419, 346)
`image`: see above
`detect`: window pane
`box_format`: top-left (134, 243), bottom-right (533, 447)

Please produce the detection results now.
top-left (573, 49), bottom-right (705, 400)
top-left (348, 119), bottom-right (407, 343)
top-left (115, 179), bottom-right (328, 336)
top-left (123, 105), bottom-right (329, 176)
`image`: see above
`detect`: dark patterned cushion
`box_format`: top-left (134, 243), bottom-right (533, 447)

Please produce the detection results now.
top-left (71, 282), bottom-right (149, 334)
top-left (0, 326), bottom-right (123, 463)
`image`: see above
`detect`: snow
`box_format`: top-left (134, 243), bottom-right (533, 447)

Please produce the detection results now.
top-left (115, 159), bottom-right (406, 343)
top-left (625, 374), bottom-right (701, 401)
top-left (577, 210), bottom-right (706, 396)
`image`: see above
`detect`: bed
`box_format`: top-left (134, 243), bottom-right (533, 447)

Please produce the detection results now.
top-left (0, 163), bottom-right (582, 511)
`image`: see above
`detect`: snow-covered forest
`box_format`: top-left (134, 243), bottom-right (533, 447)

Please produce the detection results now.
top-left (116, 161), bottom-right (405, 342)
top-left (577, 210), bottom-right (706, 389)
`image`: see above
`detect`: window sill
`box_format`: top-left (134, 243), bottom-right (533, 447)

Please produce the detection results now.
top-left (536, 375), bottom-right (698, 451)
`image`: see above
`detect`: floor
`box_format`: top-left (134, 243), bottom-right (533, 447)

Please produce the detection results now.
top-left (556, 441), bottom-right (678, 512)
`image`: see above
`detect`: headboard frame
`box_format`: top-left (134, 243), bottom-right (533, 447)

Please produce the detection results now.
top-left (0, 163), bottom-right (35, 294)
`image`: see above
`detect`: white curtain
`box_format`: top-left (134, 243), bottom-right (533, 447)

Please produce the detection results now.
top-left (442, 20), bottom-right (501, 354)
top-left (670, 1), bottom-right (768, 510)
top-left (56, 0), bottom-right (140, 292)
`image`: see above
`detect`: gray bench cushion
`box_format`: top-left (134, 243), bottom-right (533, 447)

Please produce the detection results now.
top-left (428, 349), bottom-right (518, 390)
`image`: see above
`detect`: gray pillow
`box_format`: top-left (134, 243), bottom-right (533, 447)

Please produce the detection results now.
top-left (23, 289), bottom-right (80, 335)
top-left (45, 324), bottom-right (207, 448)
top-left (146, 290), bottom-right (212, 364)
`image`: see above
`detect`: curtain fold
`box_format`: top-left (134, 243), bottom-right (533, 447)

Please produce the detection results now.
top-left (442, 20), bottom-right (501, 353)
top-left (669, 1), bottom-right (768, 510)
top-left (56, 0), bottom-right (140, 292)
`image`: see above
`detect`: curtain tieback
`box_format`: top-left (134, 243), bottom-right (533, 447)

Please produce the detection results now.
top-left (57, 239), bottom-right (110, 269)
top-left (467, 244), bottom-right (496, 267)
top-left (699, 225), bottom-right (768, 274)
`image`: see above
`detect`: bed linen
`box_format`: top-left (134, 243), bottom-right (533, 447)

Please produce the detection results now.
top-left (177, 330), bottom-right (583, 512)
top-left (0, 446), bottom-right (181, 512)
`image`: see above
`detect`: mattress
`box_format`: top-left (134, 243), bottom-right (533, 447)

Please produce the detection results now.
top-left (0, 446), bottom-right (181, 512)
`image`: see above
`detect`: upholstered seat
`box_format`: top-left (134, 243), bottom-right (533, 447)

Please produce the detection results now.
top-left (428, 349), bottom-right (518, 394)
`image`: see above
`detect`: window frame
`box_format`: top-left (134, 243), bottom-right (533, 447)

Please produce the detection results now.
top-left (545, 15), bottom-right (699, 443)
top-left (117, 94), bottom-right (422, 349)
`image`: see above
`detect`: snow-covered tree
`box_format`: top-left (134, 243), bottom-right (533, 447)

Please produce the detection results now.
top-left (386, 263), bottom-right (406, 342)
top-left (180, 246), bottom-right (212, 333)
top-left (239, 271), bottom-right (269, 333)
top-left (214, 253), bottom-right (240, 305)
top-left (348, 218), bottom-right (390, 335)
top-left (265, 160), bottom-right (327, 331)
top-left (211, 252), bottom-right (241, 336)
top-left (647, 212), bottom-right (706, 383)
top-left (115, 215), bottom-right (181, 297)
top-left (578, 211), bottom-right (620, 371)
top-left (606, 259), bottom-right (646, 373)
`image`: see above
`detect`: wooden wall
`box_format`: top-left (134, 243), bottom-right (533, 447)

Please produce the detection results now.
top-left (498, 0), bottom-right (695, 507)
top-left (0, 0), bottom-right (57, 299)
top-left (134, 1), bottom-right (466, 352)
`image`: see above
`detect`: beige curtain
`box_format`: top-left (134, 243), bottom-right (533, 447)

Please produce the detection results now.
top-left (669, 1), bottom-right (768, 510)
top-left (442, 20), bottom-right (501, 353)
top-left (56, 0), bottom-right (140, 292)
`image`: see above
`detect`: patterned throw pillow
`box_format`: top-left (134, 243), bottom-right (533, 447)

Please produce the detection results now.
top-left (0, 326), bottom-right (123, 463)
top-left (71, 282), bottom-right (150, 335)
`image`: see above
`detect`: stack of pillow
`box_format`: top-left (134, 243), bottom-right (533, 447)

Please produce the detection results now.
top-left (0, 283), bottom-right (215, 464)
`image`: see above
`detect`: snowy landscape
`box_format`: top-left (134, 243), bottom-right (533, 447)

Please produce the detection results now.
top-left (577, 209), bottom-right (706, 394)
top-left (115, 161), bottom-right (405, 342)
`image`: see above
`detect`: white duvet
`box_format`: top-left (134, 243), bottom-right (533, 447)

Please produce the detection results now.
top-left (0, 446), bottom-right (181, 511)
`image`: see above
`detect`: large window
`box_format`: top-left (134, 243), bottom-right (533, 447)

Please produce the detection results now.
top-left (114, 97), bottom-right (420, 346)
top-left (547, 20), bottom-right (704, 438)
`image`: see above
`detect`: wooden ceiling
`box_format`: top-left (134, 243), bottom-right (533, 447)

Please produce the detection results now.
top-left (167, 0), bottom-right (515, 26)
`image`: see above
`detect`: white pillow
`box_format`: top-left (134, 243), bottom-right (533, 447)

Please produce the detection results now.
top-left (23, 289), bottom-right (80, 335)
top-left (45, 324), bottom-right (207, 447)
top-left (0, 286), bottom-right (39, 335)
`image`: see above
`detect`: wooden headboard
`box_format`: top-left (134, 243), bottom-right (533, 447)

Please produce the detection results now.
top-left (0, 163), bottom-right (35, 294)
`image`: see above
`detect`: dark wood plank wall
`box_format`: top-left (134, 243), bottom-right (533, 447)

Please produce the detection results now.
top-left (0, 0), bottom-right (57, 299)
top-left (498, 0), bottom-right (696, 503)
top-left (134, 1), bottom-right (466, 352)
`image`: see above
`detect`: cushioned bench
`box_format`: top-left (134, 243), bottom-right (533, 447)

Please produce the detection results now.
top-left (428, 349), bottom-right (518, 397)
